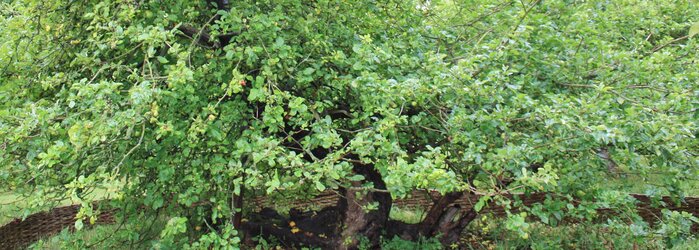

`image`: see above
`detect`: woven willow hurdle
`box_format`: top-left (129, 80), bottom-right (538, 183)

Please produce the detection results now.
top-left (0, 204), bottom-right (114, 249)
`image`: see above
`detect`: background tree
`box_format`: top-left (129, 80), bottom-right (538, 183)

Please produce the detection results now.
top-left (1, 0), bottom-right (697, 248)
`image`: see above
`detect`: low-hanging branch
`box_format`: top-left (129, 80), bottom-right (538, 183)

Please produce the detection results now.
top-left (175, 24), bottom-right (240, 49)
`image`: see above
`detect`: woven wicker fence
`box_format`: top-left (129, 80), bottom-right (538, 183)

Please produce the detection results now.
top-left (0, 204), bottom-right (114, 250)
top-left (2, 192), bottom-right (698, 249)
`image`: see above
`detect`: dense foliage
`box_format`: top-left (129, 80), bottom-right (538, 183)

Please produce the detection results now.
top-left (1, 0), bottom-right (698, 248)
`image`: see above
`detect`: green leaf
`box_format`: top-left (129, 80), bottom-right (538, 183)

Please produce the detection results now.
top-left (347, 175), bottom-right (365, 181)
top-left (153, 196), bottom-right (164, 209)
top-left (157, 56), bottom-right (169, 64)
top-left (689, 22), bottom-right (699, 38)
top-left (315, 181), bottom-right (326, 191)
top-left (329, 171), bottom-right (340, 180)
top-left (474, 196), bottom-right (490, 212)
top-left (302, 67), bottom-right (315, 75)
top-left (248, 88), bottom-right (265, 101)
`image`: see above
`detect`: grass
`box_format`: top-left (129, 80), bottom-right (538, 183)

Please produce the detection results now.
top-left (29, 224), bottom-right (123, 250)
top-left (0, 192), bottom-right (24, 225)
top-left (464, 217), bottom-right (699, 250)
top-left (389, 206), bottom-right (427, 224)
top-left (596, 172), bottom-right (699, 196)
top-left (1, 189), bottom-right (110, 225)
top-left (1, 189), bottom-right (127, 250)
top-left (389, 203), bottom-right (698, 249)
top-left (672, 239), bottom-right (699, 250)
top-left (28, 214), bottom-right (167, 250)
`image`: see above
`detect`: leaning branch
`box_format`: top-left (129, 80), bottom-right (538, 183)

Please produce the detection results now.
top-left (649, 35), bottom-right (689, 54)
top-left (177, 24), bottom-right (218, 48)
top-left (175, 24), bottom-right (241, 49)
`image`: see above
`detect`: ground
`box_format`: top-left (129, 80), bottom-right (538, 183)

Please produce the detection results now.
top-left (2, 174), bottom-right (699, 249)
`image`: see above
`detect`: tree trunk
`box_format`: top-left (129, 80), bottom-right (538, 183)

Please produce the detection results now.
top-left (239, 160), bottom-right (486, 249)
top-left (334, 162), bottom-right (392, 249)
top-left (384, 191), bottom-right (482, 247)
top-left (239, 161), bottom-right (393, 249)
top-left (418, 192), bottom-right (463, 236)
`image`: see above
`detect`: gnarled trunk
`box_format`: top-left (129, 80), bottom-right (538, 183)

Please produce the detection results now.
top-left (385, 191), bottom-right (482, 246)
top-left (241, 165), bottom-right (480, 249)
top-left (240, 161), bottom-right (394, 249)
top-left (334, 162), bottom-right (392, 249)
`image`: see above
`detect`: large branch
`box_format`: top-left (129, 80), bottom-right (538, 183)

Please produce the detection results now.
top-left (417, 192), bottom-right (464, 236)
top-left (177, 0), bottom-right (234, 49)
top-left (176, 24), bottom-right (240, 49)
top-left (177, 24), bottom-right (218, 48)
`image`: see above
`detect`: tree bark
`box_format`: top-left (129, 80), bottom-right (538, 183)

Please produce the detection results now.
top-left (418, 192), bottom-right (463, 236)
top-left (384, 191), bottom-right (483, 247)
top-left (334, 162), bottom-right (392, 249)
top-left (436, 206), bottom-right (479, 246)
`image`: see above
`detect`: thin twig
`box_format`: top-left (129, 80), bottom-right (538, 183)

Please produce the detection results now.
top-left (113, 122), bottom-right (145, 175)
top-left (649, 35), bottom-right (689, 54)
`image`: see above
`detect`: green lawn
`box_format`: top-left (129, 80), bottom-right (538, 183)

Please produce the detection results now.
top-left (472, 219), bottom-right (699, 250)
top-left (1, 189), bottom-right (110, 225)
top-left (596, 173), bottom-right (699, 196)
top-left (0, 192), bottom-right (26, 225)
top-left (29, 224), bottom-right (122, 250)
top-left (30, 215), bottom-right (167, 250)
top-left (0, 191), bottom-right (165, 250)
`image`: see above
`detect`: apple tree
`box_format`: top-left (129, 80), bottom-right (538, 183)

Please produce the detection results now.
top-left (1, 0), bottom-right (697, 248)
